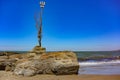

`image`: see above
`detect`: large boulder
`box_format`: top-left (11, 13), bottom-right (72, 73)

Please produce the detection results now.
top-left (41, 51), bottom-right (79, 75)
top-left (13, 51), bottom-right (79, 76)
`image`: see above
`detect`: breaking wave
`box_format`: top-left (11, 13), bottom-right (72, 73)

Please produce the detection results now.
top-left (79, 60), bottom-right (120, 66)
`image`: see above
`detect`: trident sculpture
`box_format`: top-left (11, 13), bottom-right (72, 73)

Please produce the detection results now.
top-left (34, 1), bottom-right (45, 47)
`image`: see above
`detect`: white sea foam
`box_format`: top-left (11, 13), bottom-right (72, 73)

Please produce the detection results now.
top-left (79, 60), bottom-right (120, 66)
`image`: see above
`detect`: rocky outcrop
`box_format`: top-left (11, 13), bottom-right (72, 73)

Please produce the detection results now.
top-left (0, 52), bottom-right (27, 71)
top-left (0, 56), bottom-right (8, 70)
top-left (0, 51), bottom-right (79, 76)
top-left (0, 52), bottom-right (18, 56)
top-left (0, 56), bottom-right (17, 71)
top-left (13, 51), bottom-right (79, 76)
top-left (0, 52), bottom-right (21, 71)
top-left (30, 46), bottom-right (46, 54)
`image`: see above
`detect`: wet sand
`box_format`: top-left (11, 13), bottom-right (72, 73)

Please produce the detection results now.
top-left (0, 71), bottom-right (120, 80)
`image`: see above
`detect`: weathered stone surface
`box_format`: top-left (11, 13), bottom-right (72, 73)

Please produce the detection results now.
top-left (14, 59), bottom-right (53, 76)
top-left (30, 46), bottom-right (46, 54)
top-left (0, 55), bottom-right (17, 71)
top-left (0, 56), bottom-right (8, 60)
top-left (42, 51), bottom-right (79, 75)
top-left (0, 56), bottom-right (8, 70)
top-left (0, 52), bottom-right (29, 71)
top-left (0, 52), bottom-right (5, 56)
top-left (0, 63), bottom-right (6, 70)
top-left (1, 59), bottom-right (17, 71)
top-left (13, 51), bottom-right (79, 76)
top-left (9, 54), bottom-right (22, 60)
top-left (0, 52), bottom-right (27, 64)
top-left (14, 60), bottom-right (35, 76)
top-left (0, 52), bottom-right (18, 56)
top-left (51, 59), bottom-right (79, 75)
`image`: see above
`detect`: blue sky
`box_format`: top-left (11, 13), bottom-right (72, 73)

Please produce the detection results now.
top-left (0, 0), bottom-right (120, 51)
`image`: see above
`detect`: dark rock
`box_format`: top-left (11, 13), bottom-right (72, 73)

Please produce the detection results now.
top-left (0, 56), bottom-right (17, 71)
top-left (0, 56), bottom-right (8, 70)
top-left (0, 63), bottom-right (6, 70)
top-left (0, 52), bottom-right (5, 56)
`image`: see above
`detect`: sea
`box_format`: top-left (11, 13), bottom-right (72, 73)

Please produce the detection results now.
top-left (1, 50), bottom-right (120, 75)
top-left (75, 51), bottom-right (120, 75)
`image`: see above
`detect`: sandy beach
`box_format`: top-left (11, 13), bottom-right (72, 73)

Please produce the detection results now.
top-left (0, 71), bottom-right (120, 80)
